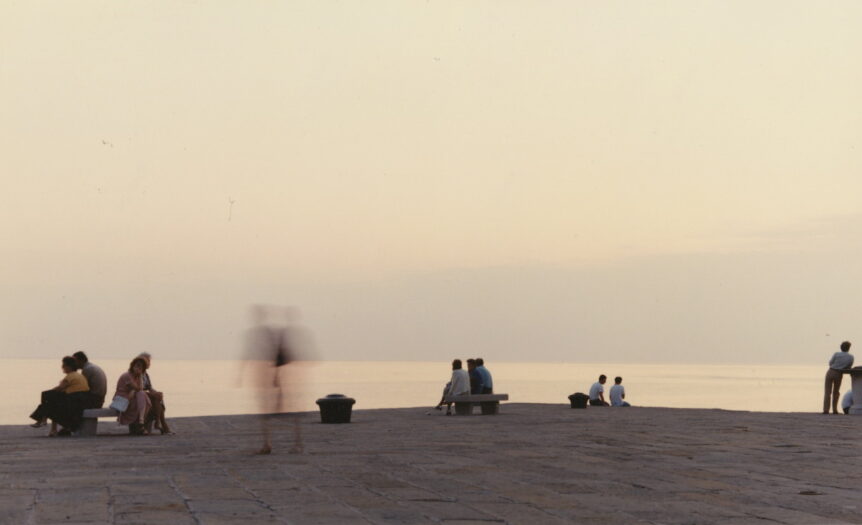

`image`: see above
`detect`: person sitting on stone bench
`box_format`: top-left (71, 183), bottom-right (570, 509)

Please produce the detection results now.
top-left (73, 351), bottom-right (107, 410)
top-left (29, 356), bottom-right (91, 436)
top-left (434, 359), bottom-right (470, 415)
top-left (467, 359), bottom-right (485, 395)
top-left (113, 357), bottom-right (152, 435)
top-left (475, 358), bottom-right (493, 394)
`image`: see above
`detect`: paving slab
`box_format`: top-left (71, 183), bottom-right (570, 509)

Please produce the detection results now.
top-left (3, 404), bottom-right (862, 524)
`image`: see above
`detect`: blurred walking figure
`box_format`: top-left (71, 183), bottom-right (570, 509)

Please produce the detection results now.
top-left (824, 341), bottom-right (853, 414)
top-left (138, 353), bottom-right (172, 434)
top-left (243, 304), bottom-right (309, 455)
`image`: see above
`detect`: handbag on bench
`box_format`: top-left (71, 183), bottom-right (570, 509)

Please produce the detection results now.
top-left (109, 395), bottom-right (129, 413)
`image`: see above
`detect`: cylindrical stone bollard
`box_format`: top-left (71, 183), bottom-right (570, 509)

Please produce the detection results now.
top-left (568, 392), bottom-right (589, 409)
top-left (316, 394), bottom-right (356, 423)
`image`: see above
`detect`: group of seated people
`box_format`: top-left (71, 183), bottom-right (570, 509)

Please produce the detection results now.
top-left (589, 374), bottom-right (631, 407)
top-left (29, 351), bottom-right (172, 436)
top-left (434, 358), bottom-right (494, 414)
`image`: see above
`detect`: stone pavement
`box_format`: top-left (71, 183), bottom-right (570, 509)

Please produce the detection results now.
top-left (1, 404), bottom-right (861, 524)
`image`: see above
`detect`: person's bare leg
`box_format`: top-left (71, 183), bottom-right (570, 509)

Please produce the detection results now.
top-left (256, 375), bottom-right (276, 454)
top-left (289, 414), bottom-right (303, 454)
top-left (436, 384), bottom-right (449, 410)
top-left (261, 383), bottom-right (283, 453)
top-left (147, 392), bottom-right (162, 430)
top-left (143, 395), bottom-right (158, 433)
top-left (48, 421), bottom-right (58, 437)
top-left (148, 392), bottom-right (171, 434)
top-left (159, 410), bottom-right (172, 434)
top-left (257, 415), bottom-right (272, 454)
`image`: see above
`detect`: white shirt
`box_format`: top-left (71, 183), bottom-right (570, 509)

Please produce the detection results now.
top-left (447, 369), bottom-right (470, 396)
top-left (829, 351), bottom-right (854, 370)
top-left (589, 381), bottom-right (604, 400)
top-left (609, 384), bottom-right (625, 406)
top-left (841, 390), bottom-right (853, 410)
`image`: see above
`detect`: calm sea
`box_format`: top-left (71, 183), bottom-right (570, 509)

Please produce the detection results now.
top-left (4, 359), bottom-right (830, 426)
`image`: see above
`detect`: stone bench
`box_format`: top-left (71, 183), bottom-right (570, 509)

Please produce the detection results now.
top-left (77, 408), bottom-right (119, 437)
top-left (442, 394), bottom-right (509, 415)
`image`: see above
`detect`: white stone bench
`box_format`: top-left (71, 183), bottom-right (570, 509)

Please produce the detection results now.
top-left (77, 408), bottom-right (119, 437)
top-left (442, 394), bottom-right (509, 415)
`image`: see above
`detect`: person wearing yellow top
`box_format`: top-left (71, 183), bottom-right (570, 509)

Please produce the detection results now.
top-left (63, 370), bottom-right (89, 394)
top-left (29, 356), bottom-right (90, 436)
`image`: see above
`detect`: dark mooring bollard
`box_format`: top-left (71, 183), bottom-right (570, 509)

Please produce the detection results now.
top-left (316, 394), bottom-right (356, 423)
top-left (568, 392), bottom-right (589, 409)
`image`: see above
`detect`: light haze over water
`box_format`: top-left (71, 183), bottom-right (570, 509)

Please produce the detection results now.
top-left (4, 359), bottom-right (832, 426)
top-left (3, 2), bottom-right (862, 367)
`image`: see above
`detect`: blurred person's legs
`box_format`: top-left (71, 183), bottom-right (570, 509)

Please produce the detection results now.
top-left (283, 364), bottom-right (303, 453)
top-left (256, 364), bottom-right (279, 454)
top-left (257, 365), bottom-right (304, 454)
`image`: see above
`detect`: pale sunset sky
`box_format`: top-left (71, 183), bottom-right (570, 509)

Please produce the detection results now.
top-left (2, 1), bottom-right (860, 363)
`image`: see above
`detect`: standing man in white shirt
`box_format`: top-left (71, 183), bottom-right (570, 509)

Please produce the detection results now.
top-left (824, 341), bottom-right (853, 415)
top-left (609, 376), bottom-right (630, 407)
top-left (589, 375), bottom-right (609, 406)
